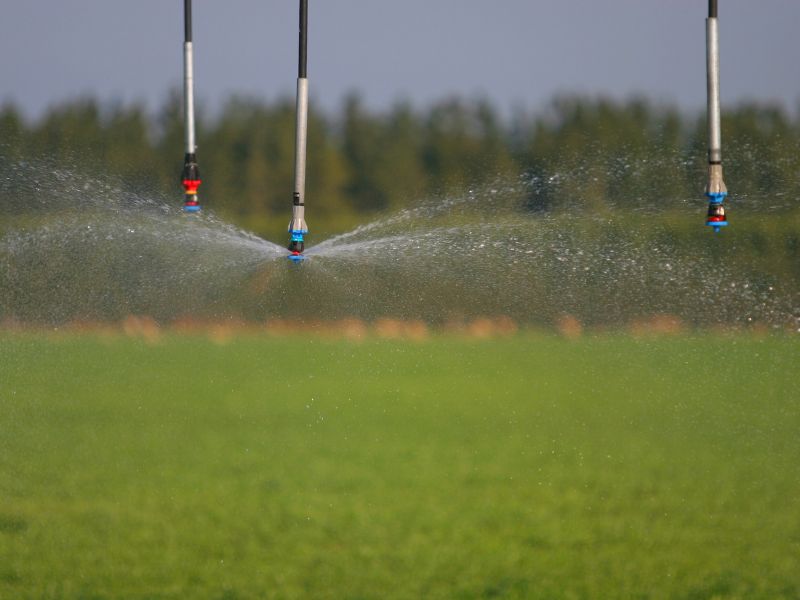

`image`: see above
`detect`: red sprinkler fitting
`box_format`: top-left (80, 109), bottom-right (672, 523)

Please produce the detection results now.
top-left (182, 179), bottom-right (201, 195)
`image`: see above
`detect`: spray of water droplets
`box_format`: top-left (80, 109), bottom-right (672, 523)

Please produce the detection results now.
top-left (1, 157), bottom-right (797, 330)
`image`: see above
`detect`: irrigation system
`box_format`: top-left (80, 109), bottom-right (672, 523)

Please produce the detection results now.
top-left (288, 0), bottom-right (310, 261)
top-left (180, 0), bottom-right (201, 213)
top-left (705, 0), bottom-right (728, 231)
top-left (178, 0), bottom-right (732, 250)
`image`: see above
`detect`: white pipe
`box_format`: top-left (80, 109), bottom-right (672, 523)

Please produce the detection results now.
top-left (290, 77), bottom-right (309, 234)
top-left (183, 41), bottom-right (196, 155)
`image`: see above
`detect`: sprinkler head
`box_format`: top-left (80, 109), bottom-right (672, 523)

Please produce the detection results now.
top-left (181, 154), bottom-right (202, 212)
top-left (182, 179), bottom-right (202, 212)
top-left (705, 192), bottom-right (728, 233)
top-left (183, 197), bottom-right (201, 213)
top-left (287, 231), bottom-right (306, 262)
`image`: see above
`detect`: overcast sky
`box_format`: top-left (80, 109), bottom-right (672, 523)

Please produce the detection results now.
top-left (1, 1), bottom-right (799, 120)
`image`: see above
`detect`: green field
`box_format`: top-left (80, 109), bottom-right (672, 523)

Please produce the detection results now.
top-left (1, 333), bottom-right (799, 599)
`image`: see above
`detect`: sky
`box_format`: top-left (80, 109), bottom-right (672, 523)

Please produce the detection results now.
top-left (1, 1), bottom-right (799, 120)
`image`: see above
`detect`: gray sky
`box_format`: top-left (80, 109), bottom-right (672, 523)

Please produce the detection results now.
top-left (1, 1), bottom-right (799, 120)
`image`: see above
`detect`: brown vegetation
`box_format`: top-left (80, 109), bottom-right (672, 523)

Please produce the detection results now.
top-left (0, 315), bottom-right (791, 340)
top-left (628, 314), bottom-right (686, 337)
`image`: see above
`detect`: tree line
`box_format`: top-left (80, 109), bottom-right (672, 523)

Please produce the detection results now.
top-left (1, 93), bottom-right (798, 236)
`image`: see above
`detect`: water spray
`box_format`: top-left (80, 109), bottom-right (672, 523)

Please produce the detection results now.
top-left (704, 0), bottom-right (727, 232)
top-left (287, 0), bottom-right (310, 261)
top-left (181, 0), bottom-right (202, 213)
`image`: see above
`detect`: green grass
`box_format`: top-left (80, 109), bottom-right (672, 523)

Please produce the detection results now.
top-left (1, 333), bottom-right (799, 599)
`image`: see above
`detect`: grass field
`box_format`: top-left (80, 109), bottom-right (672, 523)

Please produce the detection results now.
top-left (1, 333), bottom-right (799, 599)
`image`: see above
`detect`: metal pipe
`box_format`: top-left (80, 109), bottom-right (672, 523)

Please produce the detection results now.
top-left (293, 78), bottom-right (308, 216)
top-left (706, 16), bottom-right (721, 165)
top-left (298, 0), bottom-right (308, 78)
top-left (183, 0), bottom-right (196, 156)
top-left (288, 0), bottom-right (309, 257)
top-left (184, 0), bottom-right (192, 42)
top-left (183, 39), bottom-right (196, 155)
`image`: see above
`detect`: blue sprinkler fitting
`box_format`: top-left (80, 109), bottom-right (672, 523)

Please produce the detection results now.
top-left (287, 230), bottom-right (307, 262)
top-left (705, 192), bottom-right (728, 233)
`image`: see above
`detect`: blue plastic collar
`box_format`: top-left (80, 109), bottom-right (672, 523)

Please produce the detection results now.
top-left (705, 191), bottom-right (727, 205)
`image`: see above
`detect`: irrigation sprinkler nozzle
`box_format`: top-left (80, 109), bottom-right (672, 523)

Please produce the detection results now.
top-left (705, 194), bottom-right (728, 232)
top-left (181, 154), bottom-right (202, 213)
top-left (288, 236), bottom-right (304, 254)
top-left (288, 226), bottom-right (308, 262)
top-left (704, 163), bottom-right (727, 232)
